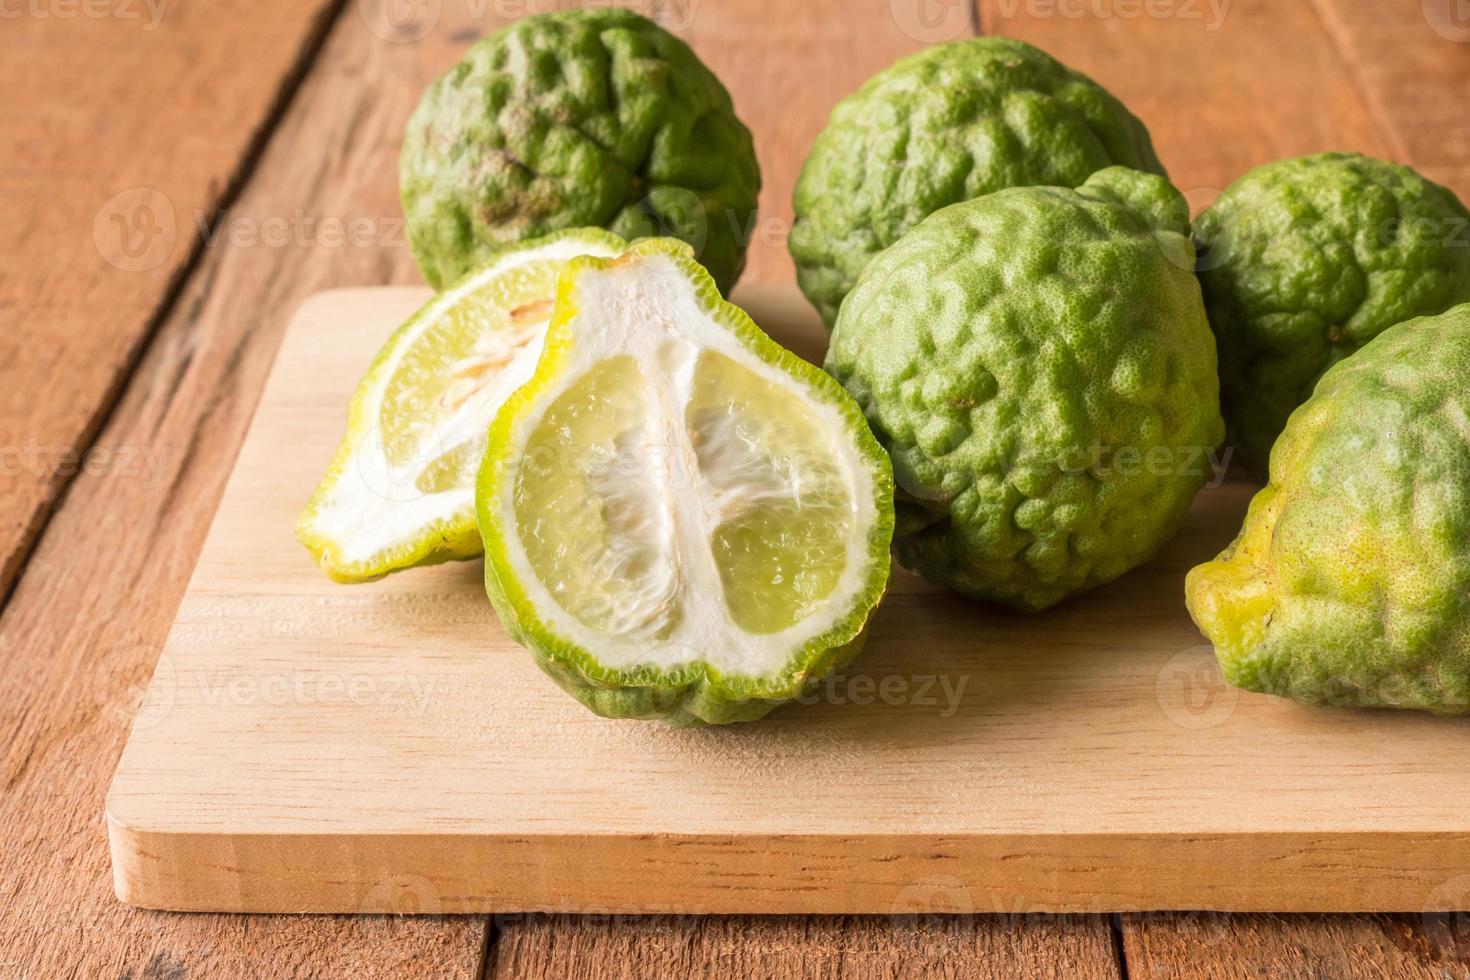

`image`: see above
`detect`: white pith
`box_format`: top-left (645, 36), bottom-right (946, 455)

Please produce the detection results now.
top-left (494, 253), bottom-right (881, 678)
top-left (305, 236), bottom-right (622, 567)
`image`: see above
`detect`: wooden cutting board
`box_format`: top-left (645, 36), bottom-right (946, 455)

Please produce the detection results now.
top-left (107, 284), bottom-right (1470, 916)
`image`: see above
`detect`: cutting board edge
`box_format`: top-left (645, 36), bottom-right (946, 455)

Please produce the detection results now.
top-left (108, 816), bottom-right (1470, 915)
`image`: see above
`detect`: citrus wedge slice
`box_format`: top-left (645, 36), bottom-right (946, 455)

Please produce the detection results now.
top-left (477, 239), bottom-right (894, 725)
top-left (298, 228), bottom-right (626, 582)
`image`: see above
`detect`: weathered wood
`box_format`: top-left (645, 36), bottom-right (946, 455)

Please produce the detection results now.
top-left (1122, 913), bottom-right (1470, 979)
top-left (1310, 0), bottom-right (1470, 195)
top-left (0, 0), bottom-right (343, 601)
top-left (0, 0), bottom-right (528, 975)
top-left (483, 0), bottom-right (1106, 971)
top-left (491, 914), bottom-right (1120, 980)
top-left (981, 0), bottom-right (1390, 202)
top-left (981, 0), bottom-right (1470, 975)
top-left (11, 0), bottom-right (1468, 975)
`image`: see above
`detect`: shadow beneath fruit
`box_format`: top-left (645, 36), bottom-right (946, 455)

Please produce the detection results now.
top-left (729, 282), bottom-right (830, 367)
top-left (665, 480), bottom-right (1264, 750)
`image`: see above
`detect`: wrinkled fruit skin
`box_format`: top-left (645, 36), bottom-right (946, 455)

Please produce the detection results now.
top-left (826, 167), bottom-right (1223, 611)
top-left (401, 9), bottom-right (759, 295)
top-left (1195, 152), bottom-right (1470, 464)
top-left (790, 36), bottom-right (1165, 327)
top-left (1187, 305), bottom-right (1470, 714)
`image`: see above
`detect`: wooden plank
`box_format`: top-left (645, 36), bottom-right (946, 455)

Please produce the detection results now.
top-left (1121, 913), bottom-right (1470, 979)
top-left (679, 0), bottom-right (976, 285)
top-left (1309, 0), bottom-right (1470, 195)
top-left (0, 1), bottom-right (540, 975)
top-left (0, 0), bottom-right (343, 601)
top-left (981, 0), bottom-right (1390, 203)
top-left (491, 913), bottom-right (1120, 980)
top-left (491, 1), bottom-right (1102, 972)
top-left (978, 1), bottom-right (1470, 976)
top-left (105, 283), bottom-right (1470, 917)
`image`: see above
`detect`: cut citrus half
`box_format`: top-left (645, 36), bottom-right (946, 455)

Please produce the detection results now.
top-left (477, 239), bottom-right (895, 724)
top-left (298, 228), bottom-right (626, 582)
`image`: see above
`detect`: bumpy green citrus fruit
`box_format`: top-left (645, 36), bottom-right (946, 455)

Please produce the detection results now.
top-left (1187, 304), bottom-right (1470, 714)
top-left (826, 167), bottom-right (1222, 611)
top-left (477, 239), bottom-right (894, 725)
top-left (1195, 152), bottom-right (1470, 464)
top-left (790, 37), bottom-right (1166, 326)
top-left (298, 229), bottom-right (625, 583)
top-left (401, 9), bottom-right (759, 295)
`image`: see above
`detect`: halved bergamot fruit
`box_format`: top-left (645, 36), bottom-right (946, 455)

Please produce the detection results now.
top-left (477, 239), bottom-right (895, 725)
top-left (298, 228), bottom-right (626, 582)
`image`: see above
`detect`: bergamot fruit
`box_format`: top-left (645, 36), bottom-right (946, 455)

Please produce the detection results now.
top-left (400, 8), bottom-right (759, 296)
top-left (1195, 152), bottom-right (1470, 464)
top-left (476, 239), bottom-right (894, 725)
top-left (1187, 304), bottom-right (1470, 714)
top-left (298, 228), bottom-right (625, 582)
top-left (790, 36), bottom-right (1166, 326)
top-left (826, 167), bottom-right (1223, 611)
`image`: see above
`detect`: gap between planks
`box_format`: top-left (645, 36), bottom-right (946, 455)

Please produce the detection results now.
top-left (0, 0), bottom-right (349, 611)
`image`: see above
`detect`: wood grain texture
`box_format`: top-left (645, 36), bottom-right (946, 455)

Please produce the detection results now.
top-left (490, 914), bottom-right (1119, 979)
top-left (0, 0), bottom-right (342, 601)
top-left (485, 1), bottom-right (1104, 972)
top-left (1122, 913), bottom-right (1470, 979)
top-left (683, 0), bottom-right (975, 285)
top-left (1310, 0), bottom-right (1470, 195)
top-left (981, 0), bottom-right (1391, 205)
top-left (0, 1), bottom-right (522, 975)
top-left (11, 0), bottom-right (1467, 976)
top-left (106, 285), bottom-right (1470, 916)
top-left (980, 0), bottom-right (1470, 974)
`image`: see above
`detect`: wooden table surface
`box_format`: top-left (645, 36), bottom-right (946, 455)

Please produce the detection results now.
top-left (4, 0), bottom-right (1470, 975)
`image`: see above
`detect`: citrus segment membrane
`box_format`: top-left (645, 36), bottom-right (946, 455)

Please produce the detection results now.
top-left (687, 350), bottom-right (854, 634)
top-left (297, 229), bottom-right (625, 582)
top-left (480, 240), bottom-right (893, 720)
top-left (513, 354), bottom-right (680, 641)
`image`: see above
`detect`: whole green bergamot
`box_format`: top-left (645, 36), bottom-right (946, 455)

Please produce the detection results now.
top-left (790, 37), bottom-right (1166, 326)
top-left (1187, 303), bottom-right (1470, 714)
top-left (1195, 152), bottom-right (1470, 464)
top-left (400, 9), bottom-right (759, 294)
top-left (826, 167), bottom-right (1223, 611)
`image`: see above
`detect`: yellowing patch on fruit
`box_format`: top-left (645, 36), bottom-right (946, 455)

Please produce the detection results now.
top-left (477, 239), bottom-right (894, 724)
top-left (297, 229), bottom-right (625, 582)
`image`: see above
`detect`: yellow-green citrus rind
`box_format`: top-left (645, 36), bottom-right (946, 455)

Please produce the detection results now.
top-left (296, 227), bottom-right (627, 583)
top-left (1195, 152), bottom-right (1470, 465)
top-left (1186, 303), bottom-right (1470, 713)
top-left (476, 238), bottom-right (895, 725)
